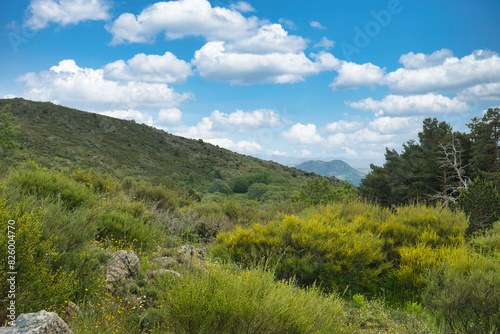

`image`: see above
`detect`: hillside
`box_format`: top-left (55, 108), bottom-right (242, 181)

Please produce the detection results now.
top-left (295, 159), bottom-right (366, 186)
top-left (1, 98), bottom-right (341, 191)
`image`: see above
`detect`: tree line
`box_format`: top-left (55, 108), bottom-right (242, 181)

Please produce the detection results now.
top-left (360, 107), bottom-right (500, 235)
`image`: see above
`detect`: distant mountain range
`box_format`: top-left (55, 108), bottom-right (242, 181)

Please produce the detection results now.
top-left (294, 160), bottom-right (367, 186)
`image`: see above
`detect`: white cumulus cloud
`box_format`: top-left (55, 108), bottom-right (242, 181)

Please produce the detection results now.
top-left (98, 109), bottom-right (154, 125)
top-left (330, 61), bottom-right (385, 90)
top-left (19, 59), bottom-right (192, 111)
top-left (106, 0), bottom-right (260, 44)
top-left (346, 93), bottom-right (469, 116)
top-left (282, 123), bottom-right (323, 144)
top-left (25, 0), bottom-right (111, 30)
top-left (399, 49), bottom-right (454, 69)
top-left (226, 24), bottom-right (307, 54)
top-left (158, 108), bottom-right (182, 123)
top-left (103, 52), bottom-right (192, 84)
top-left (211, 109), bottom-right (282, 127)
top-left (193, 42), bottom-right (338, 84)
top-left (206, 138), bottom-right (262, 154)
top-left (385, 50), bottom-right (500, 95)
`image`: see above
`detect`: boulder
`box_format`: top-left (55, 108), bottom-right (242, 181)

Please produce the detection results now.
top-left (105, 250), bottom-right (140, 288)
top-left (0, 310), bottom-right (73, 333)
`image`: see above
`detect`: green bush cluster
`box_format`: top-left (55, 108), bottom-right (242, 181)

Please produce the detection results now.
top-left (67, 167), bottom-right (119, 194)
top-left (214, 200), bottom-right (469, 295)
top-left (154, 264), bottom-right (355, 334)
top-left (8, 162), bottom-right (96, 209)
top-left (423, 259), bottom-right (500, 333)
top-left (0, 191), bottom-right (76, 316)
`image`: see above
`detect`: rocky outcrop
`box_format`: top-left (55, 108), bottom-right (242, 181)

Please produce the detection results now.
top-left (105, 250), bottom-right (140, 288)
top-left (0, 310), bottom-right (73, 333)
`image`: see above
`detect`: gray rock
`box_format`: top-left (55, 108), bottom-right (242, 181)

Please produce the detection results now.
top-left (105, 250), bottom-right (140, 288)
top-left (147, 269), bottom-right (181, 280)
top-left (0, 310), bottom-right (73, 333)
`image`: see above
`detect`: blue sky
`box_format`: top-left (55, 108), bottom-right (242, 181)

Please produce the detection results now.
top-left (1, 0), bottom-right (500, 167)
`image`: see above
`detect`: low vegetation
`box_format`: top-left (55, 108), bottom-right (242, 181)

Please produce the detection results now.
top-left (0, 102), bottom-right (498, 333)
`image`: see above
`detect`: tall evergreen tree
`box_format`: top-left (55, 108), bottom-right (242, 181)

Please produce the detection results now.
top-left (468, 107), bottom-right (500, 184)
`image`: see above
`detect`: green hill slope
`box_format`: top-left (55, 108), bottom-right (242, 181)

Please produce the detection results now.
top-left (1, 98), bottom-right (339, 192)
top-left (295, 159), bottom-right (366, 186)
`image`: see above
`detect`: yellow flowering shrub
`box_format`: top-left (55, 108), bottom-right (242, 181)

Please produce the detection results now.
top-left (68, 167), bottom-right (119, 194)
top-left (0, 193), bottom-right (76, 317)
top-left (215, 200), bottom-right (470, 295)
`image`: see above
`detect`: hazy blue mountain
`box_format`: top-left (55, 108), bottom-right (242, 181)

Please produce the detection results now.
top-left (295, 160), bottom-right (366, 186)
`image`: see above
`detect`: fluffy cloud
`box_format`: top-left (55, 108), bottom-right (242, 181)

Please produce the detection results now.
top-left (19, 59), bottom-right (192, 111)
top-left (314, 37), bottom-right (335, 50)
top-left (98, 109), bottom-right (154, 125)
top-left (369, 116), bottom-right (422, 134)
top-left (193, 42), bottom-right (338, 84)
top-left (457, 83), bottom-right (500, 103)
top-left (103, 52), bottom-right (192, 84)
top-left (174, 108), bottom-right (282, 140)
top-left (158, 108), bottom-right (182, 123)
top-left (206, 138), bottom-right (262, 154)
top-left (211, 109), bottom-right (282, 127)
top-left (310, 21), bottom-right (325, 29)
top-left (107, 0), bottom-right (260, 44)
top-left (399, 49), bottom-right (454, 69)
top-left (229, 1), bottom-right (255, 13)
top-left (347, 93), bottom-right (469, 116)
top-left (225, 24), bottom-right (307, 54)
top-left (326, 119), bottom-right (364, 132)
top-left (25, 0), bottom-right (110, 30)
top-left (330, 61), bottom-right (385, 90)
top-left (385, 50), bottom-right (500, 95)
top-left (282, 123), bottom-right (323, 144)
top-left (327, 129), bottom-right (393, 145)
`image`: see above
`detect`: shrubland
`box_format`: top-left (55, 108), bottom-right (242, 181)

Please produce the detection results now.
top-left (0, 102), bottom-right (499, 333)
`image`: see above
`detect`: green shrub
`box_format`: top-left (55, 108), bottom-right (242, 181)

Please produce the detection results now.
top-left (459, 178), bottom-right (500, 235)
top-left (231, 176), bottom-right (249, 193)
top-left (68, 167), bottom-right (119, 194)
top-left (247, 182), bottom-right (268, 200)
top-left (0, 195), bottom-right (76, 317)
top-left (8, 163), bottom-right (96, 209)
top-left (208, 179), bottom-right (231, 194)
top-left (133, 181), bottom-right (180, 210)
top-left (471, 221), bottom-right (500, 256)
top-left (214, 202), bottom-right (391, 294)
top-left (154, 264), bottom-right (354, 334)
top-left (214, 201), bottom-right (469, 295)
top-left (423, 259), bottom-right (500, 333)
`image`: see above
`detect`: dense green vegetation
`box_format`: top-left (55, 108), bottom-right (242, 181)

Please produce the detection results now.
top-left (0, 101), bottom-right (499, 333)
top-left (361, 108), bottom-right (500, 235)
top-left (0, 98), bottom-right (341, 196)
